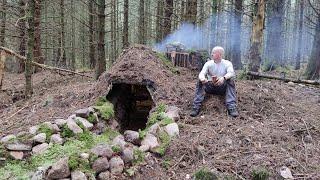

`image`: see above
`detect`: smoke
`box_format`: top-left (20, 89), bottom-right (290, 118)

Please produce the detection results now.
top-left (153, 19), bottom-right (212, 52)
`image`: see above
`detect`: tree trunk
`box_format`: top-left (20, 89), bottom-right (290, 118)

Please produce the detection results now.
top-left (88, 0), bottom-right (95, 69)
top-left (295, 0), bottom-right (304, 70)
top-left (34, 0), bottom-right (43, 72)
top-left (138, 0), bottom-right (145, 44)
top-left (156, 0), bottom-right (164, 42)
top-left (265, 0), bottom-right (285, 66)
top-left (123, 0), bottom-right (129, 48)
top-left (0, 0), bottom-right (6, 47)
top-left (185, 0), bottom-right (197, 25)
top-left (163, 0), bottom-right (173, 38)
top-left (18, 0), bottom-right (26, 73)
top-left (248, 0), bottom-right (266, 72)
top-left (210, 0), bottom-right (218, 48)
top-left (231, 0), bottom-right (243, 69)
top-left (70, 0), bottom-right (76, 71)
top-left (95, 0), bottom-right (106, 79)
top-left (57, 0), bottom-right (66, 67)
top-left (305, 15), bottom-right (320, 79)
top-left (26, 0), bottom-right (35, 98)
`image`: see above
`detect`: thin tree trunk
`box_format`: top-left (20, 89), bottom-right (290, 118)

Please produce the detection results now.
top-left (305, 15), bottom-right (320, 79)
top-left (185, 0), bottom-right (197, 25)
top-left (0, 0), bottom-right (7, 47)
top-left (210, 0), bottom-right (218, 48)
top-left (123, 0), bottom-right (129, 48)
top-left (18, 0), bottom-right (26, 73)
top-left (57, 0), bottom-right (66, 67)
top-left (156, 0), bottom-right (164, 42)
top-left (248, 0), bottom-right (266, 72)
top-left (88, 0), bottom-right (95, 69)
top-left (138, 0), bottom-right (145, 44)
top-left (231, 0), bottom-right (243, 69)
top-left (295, 0), bottom-right (304, 70)
top-left (70, 0), bottom-right (76, 70)
top-left (163, 0), bottom-right (173, 38)
top-left (95, 0), bottom-right (106, 79)
top-left (34, 0), bottom-right (43, 72)
top-left (26, 0), bottom-right (36, 98)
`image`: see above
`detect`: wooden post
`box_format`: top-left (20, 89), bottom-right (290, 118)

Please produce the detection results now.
top-left (0, 50), bottom-right (6, 89)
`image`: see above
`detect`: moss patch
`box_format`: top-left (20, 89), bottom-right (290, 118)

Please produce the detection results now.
top-left (38, 124), bottom-right (54, 141)
top-left (252, 167), bottom-right (270, 180)
top-left (155, 52), bottom-right (179, 74)
top-left (133, 149), bottom-right (145, 165)
top-left (61, 124), bottom-right (74, 138)
top-left (153, 131), bottom-right (171, 156)
top-left (93, 101), bottom-right (114, 120)
top-left (193, 168), bottom-right (218, 180)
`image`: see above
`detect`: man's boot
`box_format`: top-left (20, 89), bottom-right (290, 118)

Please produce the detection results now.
top-left (228, 107), bottom-right (239, 117)
top-left (190, 108), bottom-right (200, 117)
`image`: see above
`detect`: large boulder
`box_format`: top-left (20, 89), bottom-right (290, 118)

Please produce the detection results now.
top-left (90, 144), bottom-right (113, 158)
top-left (75, 108), bottom-right (91, 118)
top-left (164, 123), bottom-right (179, 138)
top-left (32, 143), bottom-right (49, 155)
top-left (124, 130), bottom-right (140, 145)
top-left (33, 133), bottom-right (46, 144)
top-left (9, 151), bottom-right (24, 160)
top-left (141, 134), bottom-right (159, 151)
top-left (121, 147), bottom-right (134, 164)
top-left (109, 156), bottom-right (124, 175)
top-left (165, 106), bottom-right (180, 121)
top-left (6, 143), bottom-right (32, 151)
top-left (0, 134), bottom-right (16, 143)
top-left (76, 117), bottom-right (93, 130)
top-left (92, 157), bottom-right (109, 174)
top-left (67, 119), bottom-right (83, 134)
top-left (71, 170), bottom-right (87, 180)
top-left (47, 157), bottom-right (70, 179)
top-left (112, 135), bottom-right (127, 150)
top-left (50, 134), bottom-right (64, 145)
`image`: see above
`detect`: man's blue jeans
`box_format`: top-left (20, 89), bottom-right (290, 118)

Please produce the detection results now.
top-left (192, 79), bottom-right (237, 110)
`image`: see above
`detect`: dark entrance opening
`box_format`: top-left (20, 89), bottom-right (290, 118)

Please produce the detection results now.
top-left (106, 83), bottom-right (155, 132)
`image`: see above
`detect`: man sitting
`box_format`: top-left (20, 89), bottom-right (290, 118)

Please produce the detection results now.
top-left (190, 46), bottom-right (239, 117)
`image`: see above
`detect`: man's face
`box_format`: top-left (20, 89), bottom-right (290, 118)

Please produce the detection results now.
top-left (211, 50), bottom-right (222, 62)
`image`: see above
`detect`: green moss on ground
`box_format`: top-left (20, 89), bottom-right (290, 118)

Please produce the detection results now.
top-left (38, 124), bottom-right (54, 141)
top-left (252, 167), bottom-right (270, 180)
top-left (193, 168), bottom-right (218, 180)
top-left (133, 149), bottom-right (145, 165)
top-left (155, 52), bottom-right (179, 74)
top-left (0, 128), bottom-right (119, 178)
top-left (93, 101), bottom-right (114, 120)
top-left (154, 131), bottom-right (171, 156)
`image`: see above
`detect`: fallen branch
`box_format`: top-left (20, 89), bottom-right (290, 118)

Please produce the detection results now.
top-left (247, 71), bottom-right (320, 86)
top-left (0, 46), bottom-right (93, 79)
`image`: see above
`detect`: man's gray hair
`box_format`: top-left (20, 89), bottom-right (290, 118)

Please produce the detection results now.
top-left (212, 46), bottom-right (225, 56)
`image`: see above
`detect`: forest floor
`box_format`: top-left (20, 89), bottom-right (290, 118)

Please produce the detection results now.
top-left (1, 60), bottom-right (320, 178)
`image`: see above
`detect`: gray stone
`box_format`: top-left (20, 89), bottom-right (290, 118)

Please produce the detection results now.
top-left (47, 157), bottom-right (70, 179)
top-left (0, 134), bottom-right (16, 143)
top-left (32, 143), bottom-right (49, 155)
top-left (29, 126), bottom-right (39, 135)
top-left (98, 171), bottom-right (110, 180)
top-left (91, 144), bottom-right (113, 158)
top-left (16, 131), bottom-right (30, 138)
top-left (31, 166), bottom-right (49, 180)
top-left (93, 121), bottom-right (107, 134)
top-left (165, 123), bottom-right (179, 138)
top-left (75, 108), bottom-right (91, 118)
top-left (42, 122), bottom-right (60, 133)
top-left (9, 151), bottom-right (24, 160)
top-left (138, 145), bottom-right (149, 152)
top-left (80, 153), bottom-right (90, 160)
top-left (67, 119), bottom-right (83, 134)
top-left (121, 147), bottom-right (134, 164)
top-left (33, 133), bottom-right (47, 143)
top-left (109, 119), bottom-right (119, 130)
top-left (148, 123), bottom-right (160, 135)
top-left (92, 157), bottom-right (109, 173)
top-left (76, 117), bottom-right (93, 130)
top-left (124, 130), bottom-right (141, 145)
top-left (68, 114), bottom-right (77, 121)
top-left (50, 134), bottom-right (64, 145)
top-left (71, 170), bottom-right (87, 180)
top-left (141, 134), bottom-right (159, 150)
top-left (112, 135), bottom-right (127, 150)
top-left (54, 119), bottom-right (67, 127)
top-left (304, 135), bottom-right (313, 143)
top-left (6, 143), bottom-right (32, 151)
top-left (165, 106), bottom-right (180, 121)
top-left (109, 156), bottom-right (124, 175)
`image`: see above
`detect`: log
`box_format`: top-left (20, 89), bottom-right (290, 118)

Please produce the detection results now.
top-left (0, 46), bottom-right (93, 79)
top-left (247, 71), bottom-right (320, 86)
top-left (0, 51), bottom-right (6, 89)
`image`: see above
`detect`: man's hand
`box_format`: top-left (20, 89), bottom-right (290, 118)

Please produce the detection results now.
top-left (201, 79), bottom-right (208, 84)
top-left (214, 76), bottom-right (225, 86)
